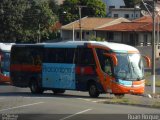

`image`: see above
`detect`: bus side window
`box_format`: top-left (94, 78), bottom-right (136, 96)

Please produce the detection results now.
top-left (79, 48), bottom-right (95, 65)
top-left (56, 49), bottom-right (65, 63)
top-left (104, 57), bottom-right (113, 76)
top-left (44, 48), bottom-right (66, 63)
top-left (65, 48), bottom-right (76, 63)
top-left (75, 48), bottom-right (96, 75)
top-left (96, 49), bottom-right (113, 76)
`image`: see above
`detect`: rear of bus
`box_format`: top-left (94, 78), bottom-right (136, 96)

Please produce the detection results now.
top-left (0, 43), bottom-right (14, 84)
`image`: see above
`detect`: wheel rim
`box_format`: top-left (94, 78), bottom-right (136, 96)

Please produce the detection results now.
top-left (90, 85), bottom-right (96, 96)
top-left (31, 82), bottom-right (36, 92)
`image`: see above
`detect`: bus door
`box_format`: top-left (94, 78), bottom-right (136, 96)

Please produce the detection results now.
top-left (42, 48), bottom-right (76, 89)
top-left (95, 48), bottom-right (115, 92)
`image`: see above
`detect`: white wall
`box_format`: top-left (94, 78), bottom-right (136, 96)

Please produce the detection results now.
top-left (102, 0), bottom-right (125, 15)
top-left (111, 9), bottom-right (141, 20)
top-left (61, 30), bottom-right (73, 40)
top-left (61, 30), bottom-right (96, 41)
top-left (103, 0), bottom-right (125, 9)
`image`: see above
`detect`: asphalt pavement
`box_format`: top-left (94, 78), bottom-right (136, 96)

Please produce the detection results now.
top-left (0, 85), bottom-right (160, 120)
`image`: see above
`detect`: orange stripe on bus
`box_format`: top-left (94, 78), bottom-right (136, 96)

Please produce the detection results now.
top-left (0, 73), bottom-right (10, 84)
top-left (133, 80), bottom-right (145, 85)
top-left (10, 65), bottom-right (42, 72)
top-left (128, 51), bottom-right (139, 54)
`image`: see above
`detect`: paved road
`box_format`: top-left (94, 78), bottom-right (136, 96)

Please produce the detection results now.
top-left (0, 85), bottom-right (160, 120)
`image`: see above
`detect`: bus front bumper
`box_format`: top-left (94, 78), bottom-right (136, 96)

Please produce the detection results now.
top-left (111, 80), bottom-right (145, 95)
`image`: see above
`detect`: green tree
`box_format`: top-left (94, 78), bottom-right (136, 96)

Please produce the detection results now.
top-left (0, 0), bottom-right (29, 42)
top-left (48, 0), bottom-right (59, 14)
top-left (0, 0), bottom-right (58, 43)
top-left (59, 0), bottom-right (106, 25)
top-left (23, 1), bottom-right (57, 43)
top-left (124, 0), bottom-right (141, 8)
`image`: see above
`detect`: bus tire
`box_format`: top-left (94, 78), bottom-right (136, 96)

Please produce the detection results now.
top-left (114, 94), bottom-right (125, 98)
top-left (52, 89), bottom-right (65, 94)
top-left (30, 80), bottom-right (43, 94)
top-left (88, 83), bottom-right (99, 98)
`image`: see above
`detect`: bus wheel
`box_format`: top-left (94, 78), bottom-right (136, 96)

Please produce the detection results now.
top-left (114, 94), bottom-right (125, 98)
top-left (52, 89), bottom-right (65, 94)
top-left (30, 81), bottom-right (43, 94)
top-left (88, 84), bottom-right (99, 98)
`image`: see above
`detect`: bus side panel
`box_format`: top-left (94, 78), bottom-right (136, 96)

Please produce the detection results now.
top-left (10, 45), bottom-right (43, 87)
top-left (10, 66), bottom-right (41, 87)
top-left (75, 75), bottom-right (104, 92)
top-left (42, 63), bottom-right (76, 89)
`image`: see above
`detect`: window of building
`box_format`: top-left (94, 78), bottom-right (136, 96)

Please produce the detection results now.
top-left (86, 32), bottom-right (89, 35)
top-left (109, 6), bottom-right (115, 9)
top-left (114, 14), bottom-right (118, 18)
top-left (120, 6), bottom-right (125, 8)
top-left (76, 32), bottom-right (80, 39)
top-left (131, 14), bottom-right (134, 18)
top-left (143, 34), bottom-right (148, 46)
top-left (107, 32), bottom-right (114, 41)
top-left (124, 14), bottom-right (129, 18)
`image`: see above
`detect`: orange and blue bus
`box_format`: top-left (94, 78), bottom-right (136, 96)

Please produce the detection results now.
top-left (10, 41), bottom-right (150, 97)
top-left (0, 43), bottom-right (14, 84)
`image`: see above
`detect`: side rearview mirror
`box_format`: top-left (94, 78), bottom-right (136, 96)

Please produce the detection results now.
top-left (0, 55), bottom-right (1, 62)
top-left (142, 55), bottom-right (151, 68)
top-left (104, 53), bottom-right (118, 66)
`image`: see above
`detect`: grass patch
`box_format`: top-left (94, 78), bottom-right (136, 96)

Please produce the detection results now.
top-left (103, 97), bottom-right (160, 108)
top-left (145, 79), bottom-right (160, 87)
top-left (152, 101), bottom-right (160, 108)
top-left (145, 72), bottom-right (160, 87)
top-left (104, 98), bottom-right (139, 105)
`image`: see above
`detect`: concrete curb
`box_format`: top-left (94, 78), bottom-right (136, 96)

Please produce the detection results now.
top-left (103, 101), bottom-right (160, 109)
top-left (142, 94), bottom-right (160, 99)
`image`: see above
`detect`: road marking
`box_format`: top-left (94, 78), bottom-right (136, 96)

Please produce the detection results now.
top-left (92, 100), bottom-right (107, 103)
top-left (77, 98), bottom-right (92, 101)
top-left (77, 98), bottom-right (107, 103)
top-left (0, 102), bottom-right (44, 112)
top-left (59, 109), bottom-right (92, 120)
top-left (0, 98), bottom-right (5, 100)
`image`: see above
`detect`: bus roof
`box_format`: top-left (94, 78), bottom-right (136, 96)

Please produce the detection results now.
top-left (13, 41), bottom-right (139, 53)
top-left (0, 43), bottom-right (15, 52)
top-left (42, 41), bottom-right (139, 53)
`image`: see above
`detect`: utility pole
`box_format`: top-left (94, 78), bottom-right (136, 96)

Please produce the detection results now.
top-left (38, 24), bottom-right (41, 43)
top-left (78, 6), bottom-right (86, 41)
top-left (142, 0), bottom-right (158, 94)
top-left (152, 0), bottom-right (156, 94)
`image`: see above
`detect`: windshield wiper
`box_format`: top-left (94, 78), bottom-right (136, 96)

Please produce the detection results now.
top-left (130, 62), bottom-right (139, 80)
top-left (130, 62), bottom-right (143, 81)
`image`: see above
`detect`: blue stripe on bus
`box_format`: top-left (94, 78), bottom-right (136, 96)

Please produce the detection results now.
top-left (113, 50), bottom-right (128, 53)
top-left (3, 71), bottom-right (10, 77)
top-left (42, 63), bottom-right (76, 89)
top-left (118, 79), bottom-right (132, 86)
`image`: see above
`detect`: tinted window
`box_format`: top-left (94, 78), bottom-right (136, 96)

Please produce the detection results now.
top-left (66, 48), bottom-right (76, 63)
top-left (44, 48), bottom-right (76, 63)
top-left (96, 49), bottom-right (113, 76)
top-left (76, 48), bottom-right (95, 65)
top-left (11, 46), bottom-right (43, 65)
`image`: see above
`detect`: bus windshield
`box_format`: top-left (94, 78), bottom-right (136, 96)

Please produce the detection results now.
top-left (96, 48), bottom-right (144, 81)
top-left (1, 52), bottom-right (10, 73)
top-left (114, 53), bottom-right (144, 81)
